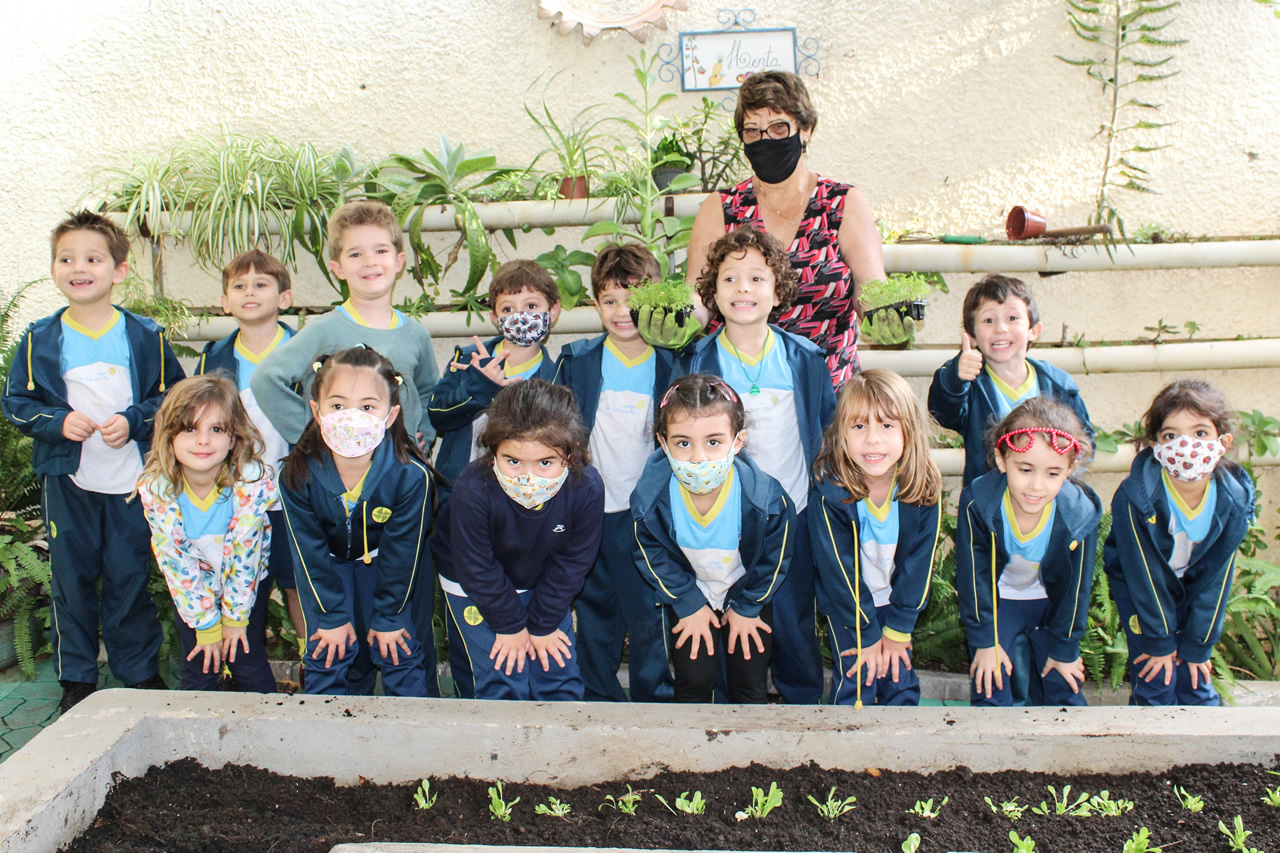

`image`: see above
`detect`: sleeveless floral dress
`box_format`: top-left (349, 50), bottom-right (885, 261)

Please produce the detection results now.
top-left (720, 176), bottom-right (858, 386)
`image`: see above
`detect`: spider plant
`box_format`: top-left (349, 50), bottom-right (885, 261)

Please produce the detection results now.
top-left (524, 71), bottom-right (615, 196)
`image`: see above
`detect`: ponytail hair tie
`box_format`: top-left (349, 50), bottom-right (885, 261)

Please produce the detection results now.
top-left (395, 375), bottom-right (403, 386)
top-left (312, 361), bottom-right (323, 373)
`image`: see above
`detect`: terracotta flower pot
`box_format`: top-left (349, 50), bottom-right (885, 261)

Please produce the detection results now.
top-left (1006, 206), bottom-right (1047, 240)
top-left (558, 176), bottom-right (589, 200)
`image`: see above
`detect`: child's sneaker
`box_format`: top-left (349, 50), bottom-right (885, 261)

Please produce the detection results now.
top-left (126, 675), bottom-right (169, 691)
top-left (58, 680), bottom-right (97, 714)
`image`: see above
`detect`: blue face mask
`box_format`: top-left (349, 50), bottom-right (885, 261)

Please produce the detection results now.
top-left (663, 444), bottom-right (737, 495)
top-left (498, 311), bottom-right (551, 348)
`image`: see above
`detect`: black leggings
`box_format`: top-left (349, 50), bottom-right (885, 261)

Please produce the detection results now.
top-left (670, 604), bottom-right (773, 703)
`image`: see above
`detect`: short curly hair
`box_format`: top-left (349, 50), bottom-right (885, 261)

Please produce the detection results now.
top-left (696, 227), bottom-right (798, 322)
top-left (734, 71), bottom-right (818, 136)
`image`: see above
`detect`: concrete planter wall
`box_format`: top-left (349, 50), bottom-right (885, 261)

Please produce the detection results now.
top-left (3, 691), bottom-right (1280, 852)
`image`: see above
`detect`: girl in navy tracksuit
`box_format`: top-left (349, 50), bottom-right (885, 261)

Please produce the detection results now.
top-left (1104, 380), bottom-right (1255, 706)
top-left (632, 373), bottom-right (795, 704)
top-left (957, 397), bottom-right (1101, 707)
top-left (810, 369), bottom-right (943, 708)
top-left (432, 379), bottom-right (604, 701)
top-left (278, 346), bottom-right (434, 697)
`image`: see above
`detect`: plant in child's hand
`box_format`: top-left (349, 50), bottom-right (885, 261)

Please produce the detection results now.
top-left (984, 795), bottom-right (1027, 822)
top-left (1087, 790), bottom-right (1134, 816)
top-left (907, 796), bottom-right (949, 818)
top-left (534, 797), bottom-right (573, 819)
top-left (655, 791), bottom-right (707, 815)
top-left (1031, 784), bottom-right (1090, 816)
top-left (487, 781), bottom-right (520, 822)
top-left (1009, 831), bottom-right (1036, 852)
top-left (735, 781), bottom-right (783, 821)
top-left (1219, 815), bottom-right (1261, 853)
top-left (413, 779), bottom-right (438, 811)
top-left (1172, 784), bottom-right (1204, 813)
top-left (901, 832), bottom-right (922, 853)
top-left (599, 785), bottom-right (643, 815)
top-left (1123, 827), bottom-right (1164, 853)
top-left (807, 787), bottom-right (857, 819)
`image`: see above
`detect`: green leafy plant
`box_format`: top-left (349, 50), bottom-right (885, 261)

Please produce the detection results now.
top-left (1218, 555), bottom-right (1280, 680)
top-left (736, 781), bottom-right (784, 821)
top-left (655, 790), bottom-right (706, 815)
top-left (1219, 815), bottom-right (1261, 853)
top-left (599, 784), bottom-right (643, 815)
top-left (859, 273), bottom-right (936, 312)
top-left (906, 796), bottom-right (949, 818)
top-left (487, 781), bottom-right (520, 822)
top-left (1031, 784), bottom-right (1091, 816)
top-left (1260, 785), bottom-right (1280, 807)
top-left (624, 277), bottom-right (695, 317)
top-left (652, 97), bottom-right (747, 192)
top-left (1172, 784), bottom-right (1204, 813)
top-left (367, 136), bottom-right (519, 316)
top-left (1091, 421), bottom-right (1145, 455)
top-left (901, 832), bottom-right (922, 853)
top-left (911, 500), bottom-right (969, 671)
top-left (1086, 790), bottom-right (1134, 816)
top-left (1009, 831), bottom-right (1036, 852)
top-left (1057, 0), bottom-right (1185, 242)
top-left (984, 796), bottom-right (1028, 822)
top-left (534, 796), bottom-right (573, 819)
top-left (1140, 318), bottom-right (1181, 344)
top-left (524, 72), bottom-right (615, 190)
top-left (413, 779), bottom-right (438, 810)
top-left (1184, 320), bottom-right (1201, 340)
top-left (1123, 827), bottom-right (1163, 853)
top-left (807, 787), bottom-right (858, 819)
top-left (535, 244), bottom-right (595, 309)
top-left (1236, 409), bottom-right (1280, 461)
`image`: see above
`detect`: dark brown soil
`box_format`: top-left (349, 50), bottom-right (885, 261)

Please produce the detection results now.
top-left (64, 758), bottom-right (1280, 853)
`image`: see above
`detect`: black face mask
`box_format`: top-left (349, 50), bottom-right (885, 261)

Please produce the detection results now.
top-left (744, 133), bottom-right (804, 184)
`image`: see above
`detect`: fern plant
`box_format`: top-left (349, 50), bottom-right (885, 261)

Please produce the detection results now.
top-left (1057, 1), bottom-right (1185, 241)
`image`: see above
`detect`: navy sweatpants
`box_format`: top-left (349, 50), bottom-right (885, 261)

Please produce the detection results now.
top-left (827, 604), bottom-right (921, 707)
top-left (968, 596), bottom-right (1088, 707)
top-left (42, 475), bottom-right (162, 686)
top-left (299, 556), bottom-right (429, 697)
top-left (173, 577), bottom-right (276, 692)
top-left (574, 510), bottom-right (674, 702)
top-left (768, 508), bottom-right (823, 703)
top-left (1115, 594), bottom-right (1219, 706)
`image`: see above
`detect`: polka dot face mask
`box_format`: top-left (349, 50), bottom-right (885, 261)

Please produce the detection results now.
top-left (1153, 434), bottom-right (1226, 482)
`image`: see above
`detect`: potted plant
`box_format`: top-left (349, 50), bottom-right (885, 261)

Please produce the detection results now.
top-left (651, 134), bottom-right (694, 192)
top-left (858, 273), bottom-right (940, 349)
top-left (524, 73), bottom-right (615, 200)
top-left (626, 277), bottom-right (696, 328)
top-left (654, 98), bottom-right (748, 193)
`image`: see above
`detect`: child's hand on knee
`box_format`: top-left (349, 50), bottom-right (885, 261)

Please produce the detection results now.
top-left (878, 635), bottom-right (913, 683)
top-left (1134, 651), bottom-right (1176, 686)
top-left (672, 605), bottom-right (719, 661)
top-left (840, 638), bottom-right (883, 686)
top-left (367, 628), bottom-right (413, 666)
top-left (310, 623), bottom-right (356, 668)
top-left (724, 609), bottom-right (771, 661)
top-left (491, 629), bottom-right (531, 675)
top-left (221, 626), bottom-right (250, 663)
top-left (1183, 656), bottom-right (1213, 690)
top-left (61, 411), bottom-right (97, 442)
top-left (970, 645), bottom-right (1012, 699)
top-left (528, 629), bottom-right (572, 671)
top-left (1042, 656), bottom-right (1085, 693)
top-left (187, 640), bottom-right (222, 675)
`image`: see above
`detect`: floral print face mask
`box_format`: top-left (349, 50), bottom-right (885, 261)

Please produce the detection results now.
top-left (663, 445), bottom-right (737, 495)
top-left (1153, 434), bottom-right (1226, 482)
top-left (320, 409), bottom-right (388, 458)
top-left (498, 311), bottom-right (551, 348)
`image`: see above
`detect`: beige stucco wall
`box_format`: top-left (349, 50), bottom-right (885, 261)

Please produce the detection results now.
top-left (2, 1), bottom-right (1279, 522)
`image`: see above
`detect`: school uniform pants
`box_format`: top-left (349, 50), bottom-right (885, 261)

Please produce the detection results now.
top-left (826, 605), bottom-right (920, 707)
top-left (967, 596), bottom-right (1088, 708)
top-left (1114, 594), bottom-right (1219, 706)
top-left (265, 510), bottom-right (295, 591)
top-left (173, 578), bottom-right (276, 692)
top-left (574, 510), bottom-right (674, 702)
top-left (299, 556), bottom-right (428, 697)
top-left (768, 508), bottom-right (823, 703)
top-left (42, 475), bottom-right (163, 686)
top-left (444, 588), bottom-right (583, 701)
top-left (669, 604), bottom-right (773, 704)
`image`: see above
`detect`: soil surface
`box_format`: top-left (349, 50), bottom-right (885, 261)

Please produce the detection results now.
top-left (64, 758), bottom-right (1280, 853)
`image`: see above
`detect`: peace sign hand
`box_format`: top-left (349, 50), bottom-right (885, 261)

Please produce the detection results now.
top-left (464, 337), bottom-right (516, 386)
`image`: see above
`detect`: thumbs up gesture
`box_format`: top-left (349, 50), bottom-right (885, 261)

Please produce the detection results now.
top-left (957, 332), bottom-right (983, 382)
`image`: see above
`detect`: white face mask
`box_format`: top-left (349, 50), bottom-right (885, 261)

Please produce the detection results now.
top-left (319, 409), bottom-right (388, 458)
top-left (1153, 434), bottom-right (1226, 482)
top-left (492, 461), bottom-right (569, 509)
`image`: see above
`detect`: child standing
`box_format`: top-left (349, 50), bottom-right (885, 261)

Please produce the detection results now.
top-left (810, 369), bottom-right (943, 707)
top-left (137, 375), bottom-right (276, 692)
top-left (432, 380), bottom-right (604, 701)
top-left (632, 374), bottom-right (794, 704)
top-left (3, 211), bottom-right (184, 712)
top-left (928, 274), bottom-right (1092, 486)
top-left (1104, 380), bottom-right (1255, 706)
top-left (680, 226), bottom-right (834, 704)
top-left (278, 347), bottom-right (434, 697)
top-left (957, 398), bottom-right (1101, 707)
top-left (197, 249), bottom-right (303, 644)
top-left (554, 244), bottom-right (675, 703)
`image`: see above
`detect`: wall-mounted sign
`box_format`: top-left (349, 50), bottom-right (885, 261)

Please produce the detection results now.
top-left (679, 28), bottom-right (797, 91)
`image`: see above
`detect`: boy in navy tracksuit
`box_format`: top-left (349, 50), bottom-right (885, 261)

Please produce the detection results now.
top-left (196, 249), bottom-right (302, 643)
top-left (2, 211), bottom-right (184, 711)
top-left (554, 244), bottom-right (675, 703)
top-left (676, 228), bottom-right (835, 703)
top-left (427, 260), bottom-right (560, 696)
top-left (928, 274), bottom-right (1092, 486)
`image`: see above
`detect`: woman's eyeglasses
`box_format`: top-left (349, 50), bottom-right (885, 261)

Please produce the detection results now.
top-left (741, 120), bottom-right (793, 144)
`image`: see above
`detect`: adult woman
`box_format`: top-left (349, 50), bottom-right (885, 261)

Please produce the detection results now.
top-left (686, 71), bottom-right (886, 388)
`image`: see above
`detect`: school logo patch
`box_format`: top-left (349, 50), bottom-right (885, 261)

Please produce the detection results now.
top-left (50, 522), bottom-right (57, 538)
top-left (1129, 615), bottom-right (1142, 635)
top-left (464, 606), bottom-right (484, 626)
top-left (372, 507), bottom-right (392, 523)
